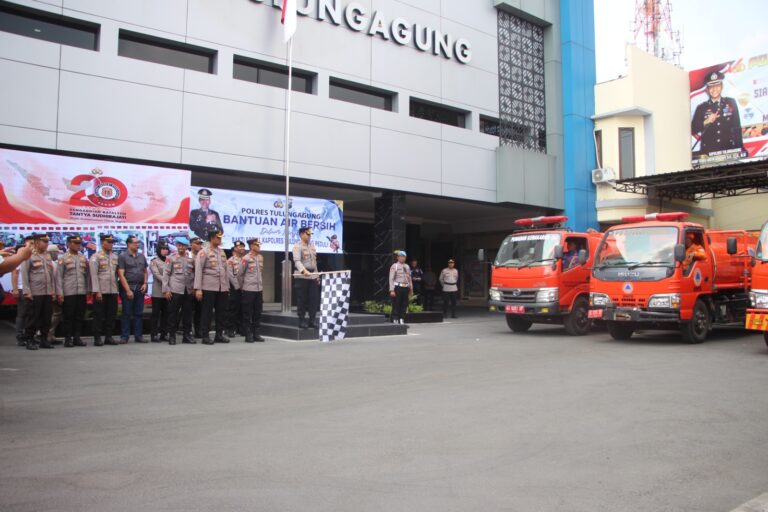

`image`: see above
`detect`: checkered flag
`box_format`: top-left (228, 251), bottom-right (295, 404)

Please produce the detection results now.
top-left (320, 270), bottom-right (351, 342)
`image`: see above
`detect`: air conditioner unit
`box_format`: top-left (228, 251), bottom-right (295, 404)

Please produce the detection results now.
top-left (591, 167), bottom-right (616, 184)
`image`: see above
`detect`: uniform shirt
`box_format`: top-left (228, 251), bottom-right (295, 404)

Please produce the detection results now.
top-left (389, 262), bottom-right (412, 292)
top-left (685, 243), bottom-right (706, 264)
top-left (194, 246), bottom-right (229, 292)
top-left (439, 268), bottom-right (459, 293)
top-left (149, 257), bottom-right (166, 297)
top-left (57, 251), bottom-right (89, 296)
top-left (411, 267), bottom-right (424, 285)
top-left (162, 253), bottom-right (194, 295)
top-left (21, 250), bottom-right (59, 296)
top-left (292, 241), bottom-right (317, 279)
top-left (189, 208), bottom-right (223, 239)
top-left (227, 255), bottom-right (243, 290)
top-left (238, 253), bottom-right (263, 292)
top-left (90, 250), bottom-right (119, 294)
top-left (118, 251), bottom-right (147, 287)
top-left (691, 97), bottom-right (743, 153)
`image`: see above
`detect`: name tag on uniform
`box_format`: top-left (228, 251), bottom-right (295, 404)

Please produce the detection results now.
top-left (248, 263), bottom-right (257, 272)
top-left (32, 261), bottom-right (42, 268)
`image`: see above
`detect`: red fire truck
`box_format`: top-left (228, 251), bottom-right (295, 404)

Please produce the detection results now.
top-left (486, 216), bottom-right (602, 335)
top-left (746, 220), bottom-right (768, 346)
top-left (587, 212), bottom-right (757, 343)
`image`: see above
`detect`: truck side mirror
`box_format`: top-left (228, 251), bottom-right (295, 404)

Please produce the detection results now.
top-left (553, 245), bottom-right (564, 259)
top-left (726, 237), bottom-right (737, 255)
top-left (674, 244), bottom-right (686, 262)
top-left (477, 249), bottom-right (485, 262)
top-left (578, 249), bottom-right (588, 265)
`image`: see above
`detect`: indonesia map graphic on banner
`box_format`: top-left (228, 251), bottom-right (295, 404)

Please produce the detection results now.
top-left (0, 148), bottom-right (190, 224)
top-left (690, 54), bottom-right (768, 168)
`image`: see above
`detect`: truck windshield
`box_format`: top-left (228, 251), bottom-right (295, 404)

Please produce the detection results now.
top-left (494, 233), bottom-right (561, 268)
top-left (758, 222), bottom-right (768, 261)
top-left (595, 226), bottom-right (678, 268)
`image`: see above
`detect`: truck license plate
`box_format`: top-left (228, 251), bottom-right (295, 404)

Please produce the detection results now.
top-left (588, 309), bottom-right (603, 319)
top-left (505, 305), bottom-right (525, 314)
top-left (746, 311), bottom-right (768, 331)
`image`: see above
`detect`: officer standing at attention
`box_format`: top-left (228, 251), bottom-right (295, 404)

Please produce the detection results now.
top-left (117, 235), bottom-right (148, 344)
top-left (11, 236), bottom-right (34, 346)
top-left (410, 259), bottom-right (424, 305)
top-left (90, 234), bottom-right (120, 346)
top-left (388, 250), bottom-right (412, 325)
top-left (226, 241), bottom-right (246, 338)
top-left (21, 234), bottom-right (59, 350)
top-left (163, 237), bottom-right (196, 345)
top-left (56, 235), bottom-right (89, 347)
top-left (189, 189), bottom-right (223, 240)
top-left (292, 227), bottom-right (319, 329)
top-left (149, 242), bottom-right (170, 343)
top-left (239, 238), bottom-right (265, 343)
top-left (46, 244), bottom-right (63, 345)
top-left (190, 236), bottom-right (204, 338)
top-left (194, 231), bottom-right (230, 345)
top-left (439, 258), bottom-right (459, 319)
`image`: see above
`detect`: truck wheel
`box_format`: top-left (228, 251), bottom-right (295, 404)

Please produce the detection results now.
top-left (680, 300), bottom-right (710, 344)
top-left (506, 315), bottom-right (532, 332)
top-left (564, 296), bottom-right (591, 336)
top-left (607, 322), bottom-right (634, 340)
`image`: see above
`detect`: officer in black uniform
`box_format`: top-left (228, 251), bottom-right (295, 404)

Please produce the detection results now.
top-left (189, 189), bottom-right (223, 240)
top-left (691, 71), bottom-right (744, 155)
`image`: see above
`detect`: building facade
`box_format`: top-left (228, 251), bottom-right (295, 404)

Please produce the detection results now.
top-left (0, 0), bottom-right (597, 303)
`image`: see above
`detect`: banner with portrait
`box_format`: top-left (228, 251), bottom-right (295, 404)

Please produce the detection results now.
top-left (188, 187), bottom-right (343, 253)
top-left (690, 54), bottom-right (768, 168)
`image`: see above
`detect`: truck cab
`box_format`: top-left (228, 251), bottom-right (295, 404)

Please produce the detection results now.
top-left (588, 212), bottom-right (756, 343)
top-left (746, 221), bottom-right (768, 346)
top-left (487, 216), bottom-right (602, 335)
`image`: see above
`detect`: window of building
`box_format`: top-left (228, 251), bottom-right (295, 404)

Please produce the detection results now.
top-left (480, 115), bottom-right (500, 137)
top-left (329, 79), bottom-right (394, 111)
top-left (595, 129), bottom-right (603, 168)
top-left (619, 128), bottom-right (635, 179)
top-left (410, 98), bottom-right (466, 128)
top-left (233, 56), bottom-right (314, 94)
top-left (118, 30), bottom-right (215, 73)
top-left (0, 0), bottom-right (98, 50)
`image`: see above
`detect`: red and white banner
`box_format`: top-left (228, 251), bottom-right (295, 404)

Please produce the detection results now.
top-left (281, 0), bottom-right (296, 42)
top-left (0, 148), bottom-right (190, 225)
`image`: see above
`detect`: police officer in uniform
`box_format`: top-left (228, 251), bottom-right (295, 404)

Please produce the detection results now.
top-left (163, 237), bottom-right (196, 345)
top-left (292, 227), bottom-right (320, 329)
top-left (21, 234), bottom-right (59, 350)
top-left (691, 71), bottom-right (744, 155)
top-left (11, 236), bottom-right (34, 346)
top-left (226, 241), bottom-right (246, 338)
top-left (239, 238), bottom-right (265, 343)
top-left (149, 242), bottom-right (170, 342)
top-left (56, 235), bottom-right (89, 347)
top-left (90, 234), bottom-right (120, 346)
top-left (190, 236), bottom-right (204, 337)
top-left (388, 250), bottom-right (412, 325)
top-left (439, 259), bottom-right (459, 319)
top-left (194, 231), bottom-right (230, 345)
top-left (189, 189), bottom-right (223, 240)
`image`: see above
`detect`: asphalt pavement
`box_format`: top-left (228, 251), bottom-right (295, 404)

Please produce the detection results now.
top-left (1, 310), bottom-right (767, 512)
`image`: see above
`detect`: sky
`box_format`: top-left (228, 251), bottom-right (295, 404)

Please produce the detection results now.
top-left (594, 0), bottom-right (768, 83)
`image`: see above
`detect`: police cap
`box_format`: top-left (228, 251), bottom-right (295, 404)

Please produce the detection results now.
top-left (298, 227), bottom-right (312, 236)
top-left (198, 188), bottom-right (213, 199)
top-left (33, 233), bottom-right (50, 242)
top-left (207, 230), bottom-right (223, 241)
top-left (396, 250), bottom-right (407, 257)
top-left (706, 71), bottom-right (724, 87)
top-left (100, 234), bottom-right (115, 243)
top-left (247, 238), bottom-right (261, 246)
top-left (175, 237), bottom-right (190, 247)
top-left (448, 258), bottom-right (456, 263)
top-left (232, 241), bottom-right (245, 249)
top-left (67, 235), bottom-right (82, 244)
top-left (190, 237), bottom-right (202, 245)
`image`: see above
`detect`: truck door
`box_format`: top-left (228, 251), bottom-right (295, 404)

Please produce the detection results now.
top-left (562, 236), bottom-right (589, 306)
top-left (680, 228), bottom-right (711, 318)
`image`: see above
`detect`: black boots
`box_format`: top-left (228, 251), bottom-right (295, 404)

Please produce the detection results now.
top-left (64, 337), bottom-right (74, 348)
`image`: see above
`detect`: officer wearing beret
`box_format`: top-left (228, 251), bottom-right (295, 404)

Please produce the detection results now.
top-left (20, 234), bottom-right (60, 350)
top-left (56, 235), bottom-right (89, 347)
top-left (194, 230), bottom-right (230, 344)
top-left (90, 234), bottom-right (120, 346)
top-left (692, 71), bottom-right (744, 156)
top-left (163, 237), bottom-right (196, 345)
top-left (190, 236), bottom-right (204, 338)
top-left (292, 227), bottom-right (320, 329)
top-left (149, 241), bottom-right (170, 343)
top-left (189, 189), bottom-right (223, 240)
top-left (226, 241), bottom-right (246, 338)
top-left (238, 238), bottom-right (265, 342)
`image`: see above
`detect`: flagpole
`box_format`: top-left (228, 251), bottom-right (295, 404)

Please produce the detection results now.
top-left (281, 36), bottom-right (294, 314)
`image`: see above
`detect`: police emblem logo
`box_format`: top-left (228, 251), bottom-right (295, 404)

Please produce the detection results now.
top-left (710, 72), bottom-right (717, 80)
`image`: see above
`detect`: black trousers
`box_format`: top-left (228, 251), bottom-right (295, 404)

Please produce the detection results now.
top-left (423, 289), bottom-right (435, 311)
top-left (24, 295), bottom-right (53, 340)
top-left (92, 293), bottom-right (118, 337)
top-left (294, 278), bottom-right (319, 319)
top-left (166, 291), bottom-right (193, 335)
top-left (227, 287), bottom-right (242, 333)
top-left (391, 287), bottom-right (409, 321)
top-left (443, 291), bottom-right (458, 317)
top-left (15, 294), bottom-right (30, 341)
top-left (62, 295), bottom-right (87, 338)
top-left (150, 297), bottom-right (168, 336)
top-left (193, 298), bottom-right (202, 335)
top-left (241, 290), bottom-right (263, 335)
top-left (200, 290), bottom-right (228, 336)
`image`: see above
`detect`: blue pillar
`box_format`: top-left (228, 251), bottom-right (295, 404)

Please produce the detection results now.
top-left (561, 0), bottom-right (598, 231)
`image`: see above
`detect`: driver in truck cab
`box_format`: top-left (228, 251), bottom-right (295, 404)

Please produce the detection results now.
top-left (562, 241), bottom-right (580, 270)
top-left (684, 232), bottom-right (706, 272)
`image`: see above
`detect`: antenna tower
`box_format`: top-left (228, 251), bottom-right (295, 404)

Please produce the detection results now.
top-left (631, 0), bottom-right (683, 66)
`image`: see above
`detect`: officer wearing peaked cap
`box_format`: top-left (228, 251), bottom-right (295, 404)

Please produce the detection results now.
top-left (21, 234), bottom-right (60, 350)
top-left (189, 188), bottom-right (223, 240)
top-left (239, 238), bottom-right (265, 342)
top-left (90, 234), bottom-right (120, 346)
top-left (226, 240), bottom-right (246, 338)
top-left (440, 258), bottom-right (459, 319)
top-left (194, 230), bottom-right (230, 344)
top-left (691, 70), bottom-right (744, 156)
top-left (292, 227), bottom-right (320, 329)
top-left (388, 250), bottom-right (412, 325)
top-left (163, 237), bottom-right (196, 345)
top-left (57, 235), bottom-right (89, 347)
